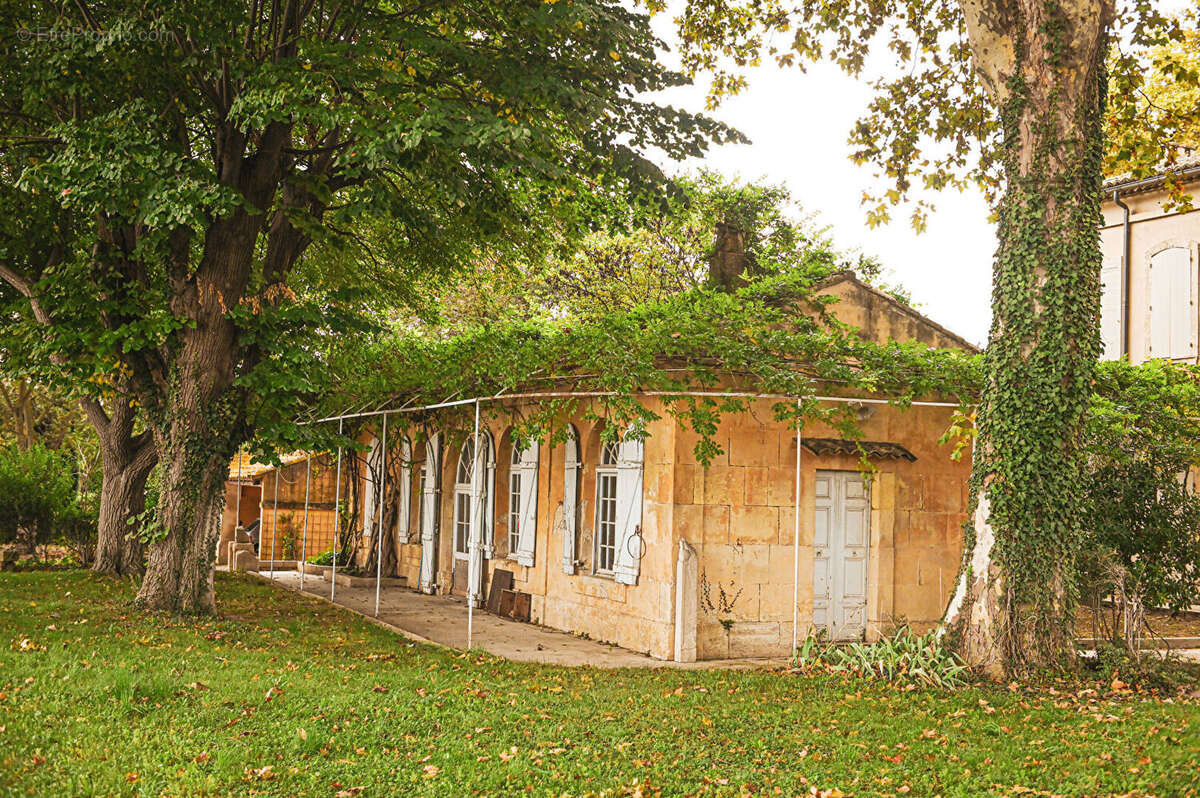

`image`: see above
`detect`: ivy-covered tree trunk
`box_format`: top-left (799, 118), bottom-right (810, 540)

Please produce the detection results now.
top-left (132, 210), bottom-right (265, 612)
top-left (135, 372), bottom-right (241, 613)
top-left (942, 0), bottom-right (1112, 673)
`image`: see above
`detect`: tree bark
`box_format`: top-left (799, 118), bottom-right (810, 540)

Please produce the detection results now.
top-left (134, 368), bottom-right (240, 613)
top-left (92, 428), bottom-right (156, 576)
top-left (133, 285), bottom-right (244, 612)
top-left (943, 0), bottom-right (1113, 674)
top-left (82, 394), bottom-right (157, 577)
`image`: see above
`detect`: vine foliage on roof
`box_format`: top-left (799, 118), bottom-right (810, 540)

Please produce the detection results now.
top-left (307, 266), bottom-right (982, 467)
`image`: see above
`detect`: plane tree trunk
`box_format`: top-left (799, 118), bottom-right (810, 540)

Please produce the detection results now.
top-left (942, 0), bottom-right (1112, 674)
top-left (88, 395), bottom-right (156, 577)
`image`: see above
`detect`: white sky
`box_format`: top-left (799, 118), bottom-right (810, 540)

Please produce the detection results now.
top-left (646, 12), bottom-right (996, 346)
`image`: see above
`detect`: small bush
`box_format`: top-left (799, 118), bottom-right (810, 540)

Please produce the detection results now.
top-left (308, 547), bottom-right (352, 567)
top-left (792, 626), bottom-right (968, 688)
top-left (57, 500), bottom-right (99, 567)
top-left (1085, 642), bottom-right (1200, 692)
top-left (0, 444), bottom-right (76, 555)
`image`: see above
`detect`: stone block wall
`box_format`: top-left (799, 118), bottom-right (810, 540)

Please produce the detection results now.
top-left (682, 400), bottom-right (970, 660)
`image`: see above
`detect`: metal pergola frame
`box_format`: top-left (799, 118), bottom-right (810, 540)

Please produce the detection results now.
top-left (256, 389), bottom-right (964, 656)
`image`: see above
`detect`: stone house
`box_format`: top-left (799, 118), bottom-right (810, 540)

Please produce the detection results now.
top-left (226, 273), bottom-right (976, 661)
top-left (1100, 154), bottom-right (1200, 362)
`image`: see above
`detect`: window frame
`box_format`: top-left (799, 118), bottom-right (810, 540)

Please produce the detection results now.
top-left (453, 438), bottom-right (477, 559)
top-left (508, 456), bottom-right (522, 557)
top-left (593, 441), bottom-right (620, 575)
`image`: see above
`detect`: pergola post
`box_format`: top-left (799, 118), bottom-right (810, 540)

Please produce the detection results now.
top-left (332, 418), bottom-right (344, 602)
top-left (268, 460), bottom-right (279, 581)
top-left (467, 400), bottom-right (482, 650)
top-left (374, 413), bottom-right (388, 618)
top-left (299, 452), bottom-right (312, 590)
top-left (791, 399), bottom-right (803, 656)
top-left (234, 453), bottom-right (242, 549)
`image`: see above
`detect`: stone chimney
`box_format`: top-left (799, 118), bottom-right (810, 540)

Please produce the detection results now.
top-left (708, 220), bottom-right (749, 292)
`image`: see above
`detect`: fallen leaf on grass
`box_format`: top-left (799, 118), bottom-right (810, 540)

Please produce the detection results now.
top-left (193, 752), bottom-right (211, 764)
top-left (246, 765), bottom-right (275, 781)
top-left (423, 765), bottom-right (441, 778)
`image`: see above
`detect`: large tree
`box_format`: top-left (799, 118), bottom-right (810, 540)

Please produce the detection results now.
top-left (670, 0), bottom-right (1185, 672)
top-left (0, 0), bottom-right (734, 611)
top-left (0, 171), bottom-right (155, 576)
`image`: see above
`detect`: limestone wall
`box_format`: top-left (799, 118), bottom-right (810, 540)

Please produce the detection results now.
top-left (1100, 188), bottom-right (1200, 364)
top-left (390, 405), bottom-right (680, 659)
top-left (679, 399), bottom-right (970, 660)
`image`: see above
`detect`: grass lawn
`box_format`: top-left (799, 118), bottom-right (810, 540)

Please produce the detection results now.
top-left (1, 571), bottom-right (1197, 797)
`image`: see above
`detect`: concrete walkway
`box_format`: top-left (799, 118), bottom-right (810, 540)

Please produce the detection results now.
top-left (253, 570), bottom-right (777, 670)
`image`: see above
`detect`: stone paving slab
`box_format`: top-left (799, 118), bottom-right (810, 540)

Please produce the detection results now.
top-left (253, 570), bottom-right (777, 670)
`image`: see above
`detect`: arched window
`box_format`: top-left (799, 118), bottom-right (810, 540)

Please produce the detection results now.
top-left (454, 438), bottom-right (476, 558)
top-left (594, 441), bottom-right (620, 573)
top-left (508, 447), bottom-right (522, 554)
top-left (453, 433), bottom-right (494, 561)
top-left (508, 439), bottom-right (539, 566)
top-left (593, 435), bottom-right (644, 584)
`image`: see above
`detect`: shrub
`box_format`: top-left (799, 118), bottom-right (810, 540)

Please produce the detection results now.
top-left (58, 500), bottom-right (99, 567)
top-left (1083, 361), bottom-right (1200, 653)
top-left (792, 626), bottom-right (968, 688)
top-left (0, 444), bottom-right (75, 555)
top-left (308, 546), bottom-right (352, 567)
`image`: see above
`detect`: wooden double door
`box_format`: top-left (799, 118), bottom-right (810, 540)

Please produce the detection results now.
top-left (813, 470), bottom-right (871, 641)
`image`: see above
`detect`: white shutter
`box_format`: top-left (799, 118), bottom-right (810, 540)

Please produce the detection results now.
top-left (418, 435), bottom-right (440, 594)
top-left (611, 437), bottom-right (644, 586)
top-left (1171, 248), bottom-right (1197, 359)
top-left (561, 431), bottom-right (580, 574)
top-left (362, 436), bottom-right (381, 536)
top-left (1149, 247), bottom-right (1195, 359)
top-left (483, 435), bottom-right (496, 558)
top-left (1099, 260), bottom-right (1122, 360)
top-left (514, 442), bottom-right (539, 566)
top-left (395, 437), bottom-right (412, 544)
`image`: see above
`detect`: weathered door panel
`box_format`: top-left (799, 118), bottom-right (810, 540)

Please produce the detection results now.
top-left (812, 473), bottom-right (833, 630)
top-left (812, 470), bottom-right (871, 641)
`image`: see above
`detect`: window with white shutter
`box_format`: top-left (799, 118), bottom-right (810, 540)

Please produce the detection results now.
top-left (561, 427), bottom-right (580, 575)
top-left (594, 441), bottom-right (619, 574)
top-left (611, 436), bottom-right (645, 586)
top-left (509, 441), bottom-right (539, 566)
top-left (453, 433), bottom-right (495, 563)
top-left (454, 438), bottom-right (478, 558)
top-left (1100, 259), bottom-right (1122, 360)
top-left (1148, 246), bottom-right (1197, 361)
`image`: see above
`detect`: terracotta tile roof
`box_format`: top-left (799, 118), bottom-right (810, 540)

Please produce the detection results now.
top-left (1103, 151), bottom-right (1200, 192)
top-left (227, 451), bottom-right (310, 481)
top-left (801, 437), bottom-right (918, 461)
